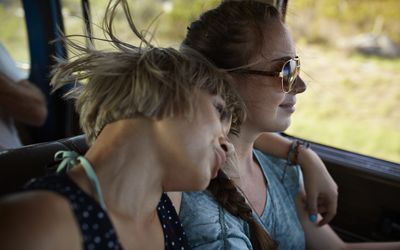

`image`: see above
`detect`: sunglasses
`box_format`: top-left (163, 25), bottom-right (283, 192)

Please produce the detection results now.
top-left (229, 56), bottom-right (301, 93)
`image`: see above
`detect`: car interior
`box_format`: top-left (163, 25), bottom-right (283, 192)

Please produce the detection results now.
top-left (0, 0), bottom-right (399, 243)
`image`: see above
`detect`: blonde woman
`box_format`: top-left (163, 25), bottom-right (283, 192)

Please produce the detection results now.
top-left (0, 1), bottom-right (244, 249)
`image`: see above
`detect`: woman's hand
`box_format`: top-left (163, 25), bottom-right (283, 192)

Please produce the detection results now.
top-left (297, 146), bottom-right (338, 226)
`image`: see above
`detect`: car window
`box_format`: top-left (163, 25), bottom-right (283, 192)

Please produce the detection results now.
top-left (285, 0), bottom-right (400, 163)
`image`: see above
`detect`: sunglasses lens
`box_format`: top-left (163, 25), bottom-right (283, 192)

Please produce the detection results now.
top-left (282, 59), bottom-right (300, 92)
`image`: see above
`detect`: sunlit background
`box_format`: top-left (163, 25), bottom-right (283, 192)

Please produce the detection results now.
top-left (0, 0), bottom-right (399, 163)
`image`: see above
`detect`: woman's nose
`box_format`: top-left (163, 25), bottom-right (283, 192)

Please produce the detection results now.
top-left (291, 76), bottom-right (307, 94)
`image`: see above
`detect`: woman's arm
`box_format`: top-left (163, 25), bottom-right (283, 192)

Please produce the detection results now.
top-left (0, 75), bottom-right (47, 126)
top-left (255, 132), bottom-right (338, 225)
top-left (0, 44), bottom-right (47, 126)
top-left (179, 192), bottom-right (253, 250)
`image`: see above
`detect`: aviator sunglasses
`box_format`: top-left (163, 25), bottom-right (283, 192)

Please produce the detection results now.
top-left (229, 56), bottom-right (301, 93)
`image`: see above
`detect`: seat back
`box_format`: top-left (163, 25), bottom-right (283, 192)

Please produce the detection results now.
top-left (0, 135), bottom-right (88, 196)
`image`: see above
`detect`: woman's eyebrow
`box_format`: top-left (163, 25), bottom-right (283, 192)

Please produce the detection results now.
top-left (270, 56), bottom-right (292, 62)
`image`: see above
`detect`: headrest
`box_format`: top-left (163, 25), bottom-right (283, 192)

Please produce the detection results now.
top-left (0, 135), bottom-right (88, 196)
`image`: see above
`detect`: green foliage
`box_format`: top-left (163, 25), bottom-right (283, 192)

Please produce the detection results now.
top-left (61, 0), bottom-right (220, 46)
top-left (287, 44), bottom-right (400, 163)
top-left (288, 0), bottom-right (400, 44)
top-left (0, 4), bottom-right (29, 62)
top-left (156, 0), bottom-right (220, 43)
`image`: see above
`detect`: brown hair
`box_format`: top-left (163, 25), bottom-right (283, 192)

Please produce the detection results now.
top-left (183, 0), bottom-right (281, 70)
top-left (184, 1), bottom-right (282, 249)
top-left (50, 0), bottom-right (245, 144)
top-left (208, 171), bottom-right (277, 250)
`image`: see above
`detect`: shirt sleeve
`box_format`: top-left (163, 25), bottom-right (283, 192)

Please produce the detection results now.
top-left (179, 191), bottom-right (253, 250)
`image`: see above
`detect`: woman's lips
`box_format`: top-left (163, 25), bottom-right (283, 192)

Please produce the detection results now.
top-left (279, 102), bottom-right (296, 113)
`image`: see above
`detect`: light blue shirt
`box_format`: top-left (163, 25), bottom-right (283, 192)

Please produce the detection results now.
top-left (179, 150), bottom-right (305, 250)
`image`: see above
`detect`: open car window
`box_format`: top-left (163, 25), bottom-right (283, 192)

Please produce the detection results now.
top-left (284, 0), bottom-right (400, 164)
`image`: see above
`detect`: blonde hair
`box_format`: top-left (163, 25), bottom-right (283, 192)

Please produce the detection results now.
top-left (50, 0), bottom-right (244, 144)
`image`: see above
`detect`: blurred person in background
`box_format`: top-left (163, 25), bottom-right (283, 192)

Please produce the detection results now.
top-left (0, 43), bottom-right (47, 150)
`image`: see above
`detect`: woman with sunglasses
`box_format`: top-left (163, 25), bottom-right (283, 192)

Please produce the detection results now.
top-left (178, 1), bottom-right (400, 250)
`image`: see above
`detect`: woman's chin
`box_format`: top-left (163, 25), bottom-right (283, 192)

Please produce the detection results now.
top-left (270, 119), bottom-right (291, 132)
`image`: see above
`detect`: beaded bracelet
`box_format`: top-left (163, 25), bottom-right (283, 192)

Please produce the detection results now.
top-left (287, 139), bottom-right (310, 166)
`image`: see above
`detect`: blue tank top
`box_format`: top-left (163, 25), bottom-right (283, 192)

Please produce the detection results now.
top-left (179, 150), bottom-right (305, 250)
top-left (253, 149), bottom-right (305, 250)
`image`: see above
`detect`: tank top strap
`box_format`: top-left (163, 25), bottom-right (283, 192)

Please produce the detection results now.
top-left (54, 150), bottom-right (107, 211)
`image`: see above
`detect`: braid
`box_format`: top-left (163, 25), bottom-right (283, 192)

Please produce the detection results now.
top-left (208, 171), bottom-right (277, 250)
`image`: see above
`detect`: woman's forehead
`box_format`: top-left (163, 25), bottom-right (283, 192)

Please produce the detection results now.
top-left (260, 21), bottom-right (296, 60)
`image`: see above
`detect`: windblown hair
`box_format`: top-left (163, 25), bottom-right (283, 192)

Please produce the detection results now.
top-left (50, 0), bottom-right (245, 144)
top-left (184, 1), bottom-right (283, 249)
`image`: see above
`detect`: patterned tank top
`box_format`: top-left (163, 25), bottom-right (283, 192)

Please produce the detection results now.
top-left (24, 151), bottom-right (190, 250)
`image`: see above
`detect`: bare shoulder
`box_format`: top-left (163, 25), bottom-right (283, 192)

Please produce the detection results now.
top-left (0, 191), bottom-right (82, 250)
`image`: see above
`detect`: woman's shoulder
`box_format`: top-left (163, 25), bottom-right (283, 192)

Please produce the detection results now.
top-left (180, 191), bottom-right (252, 249)
top-left (253, 149), bottom-right (289, 169)
top-left (180, 191), bottom-right (220, 225)
top-left (0, 190), bottom-right (81, 249)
